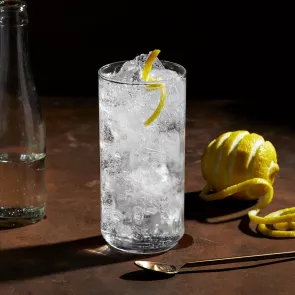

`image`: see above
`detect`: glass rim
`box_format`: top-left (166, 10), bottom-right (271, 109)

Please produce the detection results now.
top-left (98, 60), bottom-right (186, 85)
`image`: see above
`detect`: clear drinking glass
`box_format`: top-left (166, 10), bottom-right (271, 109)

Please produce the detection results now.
top-left (0, 0), bottom-right (47, 227)
top-left (98, 57), bottom-right (186, 254)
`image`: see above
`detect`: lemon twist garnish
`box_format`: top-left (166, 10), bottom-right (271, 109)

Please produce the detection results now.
top-left (142, 49), bottom-right (167, 126)
top-left (200, 130), bottom-right (295, 238)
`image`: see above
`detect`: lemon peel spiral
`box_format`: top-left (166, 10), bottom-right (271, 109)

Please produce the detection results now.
top-left (200, 130), bottom-right (295, 238)
top-left (142, 49), bottom-right (166, 127)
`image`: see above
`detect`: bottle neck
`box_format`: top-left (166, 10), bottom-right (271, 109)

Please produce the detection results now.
top-left (0, 1), bottom-right (34, 95)
top-left (0, 0), bottom-right (28, 26)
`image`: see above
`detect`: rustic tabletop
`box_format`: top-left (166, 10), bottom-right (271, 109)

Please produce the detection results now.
top-left (1, 98), bottom-right (295, 295)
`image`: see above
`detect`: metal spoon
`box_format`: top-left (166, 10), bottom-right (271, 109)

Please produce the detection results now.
top-left (135, 250), bottom-right (295, 275)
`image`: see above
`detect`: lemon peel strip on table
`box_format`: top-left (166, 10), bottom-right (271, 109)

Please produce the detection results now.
top-left (200, 179), bottom-right (295, 238)
top-left (142, 49), bottom-right (167, 127)
top-left (200, 178), bottom-right (273, 203)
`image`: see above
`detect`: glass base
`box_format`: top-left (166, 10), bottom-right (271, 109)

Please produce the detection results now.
top-left (102, 231), bottom-right (182, 254)
top-left (0, 205), bottom-right (46, 228)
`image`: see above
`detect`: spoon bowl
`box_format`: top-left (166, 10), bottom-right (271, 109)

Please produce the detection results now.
top-left (135, 261), bottom-right (178, 275)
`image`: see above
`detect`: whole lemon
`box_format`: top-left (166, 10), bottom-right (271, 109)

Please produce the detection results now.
top-left (200, 130), bottom-right (295, 238)
top-left (201, 130), bottom-right (279, 200)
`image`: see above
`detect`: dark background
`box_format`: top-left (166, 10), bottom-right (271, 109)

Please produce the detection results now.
top-left (25, 1), bottom-right (290, 101)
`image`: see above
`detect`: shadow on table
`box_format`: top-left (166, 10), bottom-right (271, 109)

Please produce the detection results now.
top-left (185, 191), bottom-right (262, 237)
top-left (0, 233), bottom-right (193, 282)
top-left (238, 215), bottom-right (264, 238)
top-left (0, 235), bottom-right (148, 282)
top-left (120, 257), bottom-right (295, 281)
top-left (185, 191), bottom-right (257, 224)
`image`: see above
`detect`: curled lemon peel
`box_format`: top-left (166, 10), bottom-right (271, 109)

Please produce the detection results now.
top-left (142, 49), bottom-right (161, 81)
top-left (142, 49), bottom-right (166, 126)
top-left (200, 178), bottom-right (295, 238)
top-left (200, 130), bottom-right (295, 238)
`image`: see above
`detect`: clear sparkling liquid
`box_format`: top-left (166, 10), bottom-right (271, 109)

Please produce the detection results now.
top-left (0, 152), bottom-right (47, 227)
top-left (99, 68), bottom-right (186, 254)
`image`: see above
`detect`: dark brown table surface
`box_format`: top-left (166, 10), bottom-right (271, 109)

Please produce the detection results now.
top-left (1, 98), bottom-right (295, 295)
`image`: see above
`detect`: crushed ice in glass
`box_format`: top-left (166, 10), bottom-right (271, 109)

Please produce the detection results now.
top-left (99, 51), bottom-right (186, 252)
top-left (112, 52), bottom-right (165, 83)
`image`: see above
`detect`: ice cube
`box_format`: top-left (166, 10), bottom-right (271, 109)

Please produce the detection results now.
top-left (101, 123), bottom-right (114, 143)
top-left (156, 68), bottom-right (179, 79)
top-left (155, 164), bottom-right (169, 183)
top-left (136, 53), bottom-right (165, 70)
top-left (111, 52), bottom-right (166, 83)
top-left (113, 60), bottom-right (141, 82)
top-left (133, 205), bottom-right (144, 225)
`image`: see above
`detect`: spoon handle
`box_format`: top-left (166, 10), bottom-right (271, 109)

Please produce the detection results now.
top-left (184, 250), bottom-right (295, 268)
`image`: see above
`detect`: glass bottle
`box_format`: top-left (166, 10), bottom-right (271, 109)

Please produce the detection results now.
top-left (0, 0), bottom-right (46, 227)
